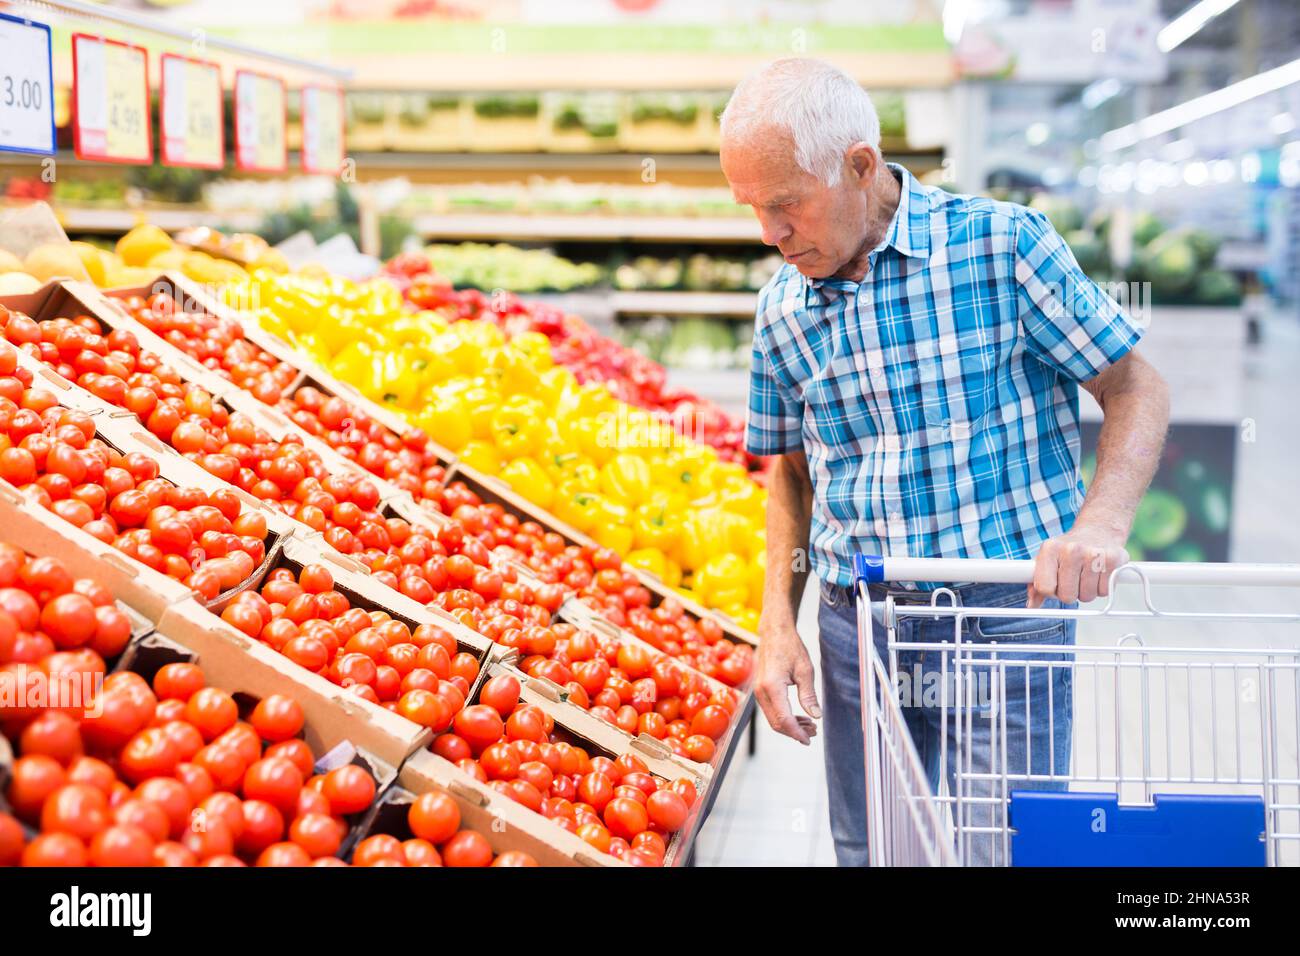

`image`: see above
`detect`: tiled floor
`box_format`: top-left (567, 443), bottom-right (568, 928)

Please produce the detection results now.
top-left (694, 311), bottom-right (1300, 866)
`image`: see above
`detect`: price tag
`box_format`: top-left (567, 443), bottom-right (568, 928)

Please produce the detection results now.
top-left (160, 54), bottom-right (223, 170)
top-left (0, 13), bottom-right (55, 155)
top-left (301, 85), bottom-right (345, 175)
top-left (234, 70), bottom-right (286, 172)
top-left (72, 34), bottom-right (152, 164)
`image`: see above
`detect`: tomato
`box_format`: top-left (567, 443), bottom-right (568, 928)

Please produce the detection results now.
top-left (41, 783), bottom-right (109, 842)
top-left (185, 687), bottom-right (238, 741)
top-left (441, 830), bottom-right (493, 868)
top-left (479, 673), bottom-right (520, 718)
top-left (5, 754), bottom-right (66, 820)
top-left (256, 841), bottom-right (312, 867)
top-left (289, 813), bottom-right (343, 859)
top-left (242, 758), bottom-right (304, 817)
top-left (604, 796), bottom-right (650, 841)
top-left (505, 705), bottom-right (547, 743)
top-left (351, 834), bottom-right (404, 867)
top-left (646, 789), bottom-right (690, 833)
top-left (321, 764), bottom-right (376, 816)
top-left (89, 824), bottom-right (155, 867)
top-left (153, 662), bottom-right (206, 701)
top-left (264, 739), bottom-right (314, 778)
top-left (576, 822), bottom-right (612, 854)
top-left (491, 850), bottom-right (538, 867)
top-left (408, 791), bottom-right (460, 844)
top-left (577, 772), bottom-right (615, 814)
top-left (401, 838), bottom-right (442, 867)
top-left (480, 741), bottom-right (520, 781)
top-left (396, 688), bottom-right (451, 731)
top-left (690, 704), bottom-right (730, 741)
top-left (134, 777), bottom-right (194, 839)
top-left (684, 735), bottom-right (716, 762)
top-left (21, 832), bottom-right (87, 867)
top-left (18, 711), bottom-right (83, 765)
top-left (453, 704), bottom-right (505, 755)
top-left (153, 841), bottom-right (199, 867)
top-left (249, 694), bottom-right (304, 742)
top-left (235, 800), bottom-right (284, 857)
top-left (431, 733), bottom-right (471, 763)
top-left (0, 813), bottom-right (24, 866)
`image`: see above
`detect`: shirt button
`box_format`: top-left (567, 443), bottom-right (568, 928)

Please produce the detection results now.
top-left (874, 519), bottom-right (887, 536)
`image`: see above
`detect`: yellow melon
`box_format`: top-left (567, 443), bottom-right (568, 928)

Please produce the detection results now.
top-left (23, 243), bottom-right (90, 282)
top-left (115, 224), bottom-right (174, 268)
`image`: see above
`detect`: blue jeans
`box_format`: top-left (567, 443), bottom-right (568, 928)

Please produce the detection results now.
top-left (818, 578), bottom-right (1075, 867)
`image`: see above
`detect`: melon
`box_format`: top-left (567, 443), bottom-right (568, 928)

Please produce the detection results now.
top-left (23, 243), bottom-right (89, 282)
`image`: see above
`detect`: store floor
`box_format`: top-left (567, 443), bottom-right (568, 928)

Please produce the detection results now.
top-left (694, 312), bottom-right (1300, 867)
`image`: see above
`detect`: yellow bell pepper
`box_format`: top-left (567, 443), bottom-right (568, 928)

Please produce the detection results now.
top-left (674, 508), bottom-right (730, 572)
top-left (416, 404), bottom-right (470, 452)
top-left (693, 553), bottom-right (750, 608)
top-left (591, 499), bottom-right (634, 553)
top-left (457, 440), bottom-right (501, 475)
top-left (499, 457), bottom-right (555, 510)
top-left (625, 548), bottom-right (669, 581)
top-left (490, 397), bottom-right (546, 459)
top-left (633, 503), bottom-right (680, 552)
top-left (551, 485), bottom-right (603, 533)
top-left (661, 557), bottom-right (683, 589)
top-left (567, 416), bottom-right (613, 467)
top-left (462, 387), bottom-right (501, 441)
top-left (600, 454), bottom-right (652, 507)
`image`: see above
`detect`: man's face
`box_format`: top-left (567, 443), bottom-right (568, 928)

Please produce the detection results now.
top-left (721, 129), bottom-right (871, 279)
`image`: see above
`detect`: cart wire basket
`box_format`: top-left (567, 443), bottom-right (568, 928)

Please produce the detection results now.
top-left (852, 555), bottom-right (1300, 867)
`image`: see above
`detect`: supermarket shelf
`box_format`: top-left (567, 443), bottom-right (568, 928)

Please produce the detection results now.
top-left (45, 206), bottom-right (264, 234)
top-left (611, 290), bottom-right (758, 316)
top-left (415, 213), bottom-right (762, 243)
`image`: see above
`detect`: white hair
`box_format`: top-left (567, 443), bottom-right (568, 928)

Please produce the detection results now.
top-left (720, 58), bottom-right (881, 187)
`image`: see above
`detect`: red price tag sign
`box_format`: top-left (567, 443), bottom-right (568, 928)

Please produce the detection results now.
top-left (72, 34), bottom-right (151, 164)
top-left (160, 53), bottom-right (223, 170)
top-left (234, 70), bottom-right (286, 172)
top-left (301, 85), bottom-right (345, 175)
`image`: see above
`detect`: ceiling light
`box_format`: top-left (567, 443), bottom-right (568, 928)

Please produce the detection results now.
top-left (1102, 57), bottom-right (1300, 151)
top-left (1157, 0), bottom-right (1241, 53)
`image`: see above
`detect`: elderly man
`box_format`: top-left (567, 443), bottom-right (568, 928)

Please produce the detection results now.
top-left (720, 58), bottom-right (1170, 866)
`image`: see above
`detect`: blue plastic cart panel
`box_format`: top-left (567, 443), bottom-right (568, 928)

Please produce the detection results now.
top-left (1010, 791), bottom-right (1265, 867)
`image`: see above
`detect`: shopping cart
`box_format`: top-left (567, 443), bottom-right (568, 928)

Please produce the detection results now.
top-left (852, 554), bottom-right (1300, 867)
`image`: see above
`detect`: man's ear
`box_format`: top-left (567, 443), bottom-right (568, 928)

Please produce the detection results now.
top-left (847, 142), bottom-right (878, 186)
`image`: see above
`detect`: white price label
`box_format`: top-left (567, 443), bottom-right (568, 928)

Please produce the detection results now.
top-left (161, 54), bottom-right (223, 169)
top-left (73, 33), bottom-right (152, 164)
top-left (0, 13), bottom-right (55, 155)
top-left (235, 70), bottom-right (286, 172)
top-left (302, 85), bottom-right (344, 175)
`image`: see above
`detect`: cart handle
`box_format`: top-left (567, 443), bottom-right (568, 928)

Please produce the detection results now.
top-left (853, 554), bottom-right (1300, 589)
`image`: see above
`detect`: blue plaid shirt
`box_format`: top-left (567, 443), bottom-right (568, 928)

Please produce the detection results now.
top-left (746, 165), bottom-right (1145, 589)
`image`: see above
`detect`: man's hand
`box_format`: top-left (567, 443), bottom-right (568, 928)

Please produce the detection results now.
top-left (1029, 525), bottom-right (1130, 607)
top-left (754, 618), bottom-right (820, 745)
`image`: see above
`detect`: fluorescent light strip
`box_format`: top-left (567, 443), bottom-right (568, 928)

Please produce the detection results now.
top-left (1157, 0), bottom-right (1240, 53)
top-left (1102, 57), bottom-right (1300, 151)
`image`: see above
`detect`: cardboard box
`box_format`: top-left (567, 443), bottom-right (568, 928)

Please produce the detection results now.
top-left (155, 599), bottom-right (430, 767)
top-left (378, 751), bottom-right (620, 867)
top-left (490, 661), bottom-right (711, 784)
top-left (118, 630), bottom-right (401, 857)
top-left (0, 480), bottom-right (206, 621)
top-left (439, 659), bottom-right (709, 866)
top-left (2, 278), bottom-right (232, 397)
top-left (444, 460), bottom-right (759, 648)
top-left (106, 272), bottom-right (456, 468)
top-left (225, 534), bottom-right (497, 670)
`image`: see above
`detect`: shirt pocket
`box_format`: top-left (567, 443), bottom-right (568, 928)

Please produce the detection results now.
top-left (914, 330), bottom-right (996, 432)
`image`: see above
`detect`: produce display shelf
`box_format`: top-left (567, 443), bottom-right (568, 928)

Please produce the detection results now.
top-left (49, 207), bottom-right (264, 235)
top-left (610, 290), bottom-right (758, 316)
top-left (414, 212), bottom-right (763, 244)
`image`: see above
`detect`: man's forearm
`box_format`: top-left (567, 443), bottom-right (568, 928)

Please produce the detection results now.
top-left (1077, 352), bottom-right (1170, 539)
top-left (761, 452), bottom-right (813, 629)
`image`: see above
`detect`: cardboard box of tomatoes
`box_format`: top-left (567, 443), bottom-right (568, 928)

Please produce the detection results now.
top-left (105, 272), bottom-right (457, 468)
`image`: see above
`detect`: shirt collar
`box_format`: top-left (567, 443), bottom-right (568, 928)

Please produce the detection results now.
top-left (802, 162), bottom-right (932, 295)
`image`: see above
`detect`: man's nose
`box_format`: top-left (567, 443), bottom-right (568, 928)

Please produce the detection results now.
top-left (756, 211), bottom-right (792, 247)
